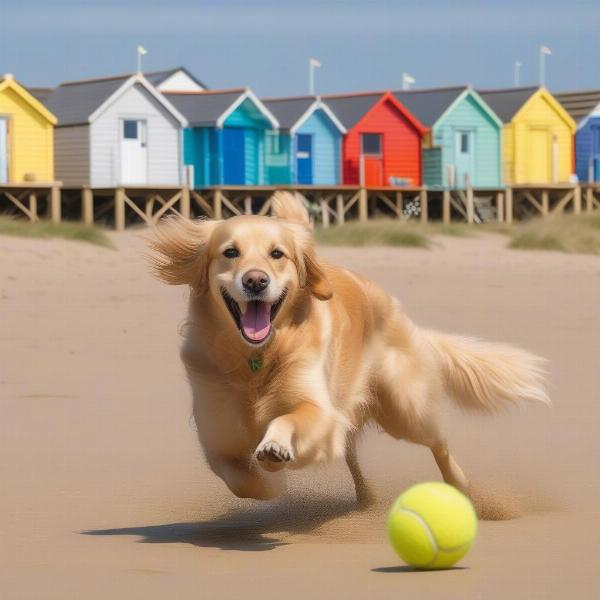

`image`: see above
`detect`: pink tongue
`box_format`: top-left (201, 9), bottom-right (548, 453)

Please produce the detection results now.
top-left (241, 301), bottom-right (272, 341)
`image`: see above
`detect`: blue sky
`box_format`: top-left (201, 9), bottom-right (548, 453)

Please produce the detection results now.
top-left (1, 0), bottom-right (599, 95)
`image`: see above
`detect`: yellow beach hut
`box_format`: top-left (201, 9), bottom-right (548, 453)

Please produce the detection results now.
top-left (0, 74), bottom-right (57, 184)
top-left (479, 87), bottom-right (575, 184)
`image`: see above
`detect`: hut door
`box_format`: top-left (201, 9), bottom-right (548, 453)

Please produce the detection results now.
top-left (529, 128), bottom-right (550, 182)
top-left (0, 118), bottom-right (8, 184)
top-left (223, 128), bottom-right (246, 185)
top-left (592, 127), bottom-right (600, 182)
top-left (296, 134), bottom-right (313, 184)
top-left (120, 119), bottom-right (148, 184)
top-left (360, 133), bottom-right (383, 186)
top-left (454, 130), bottom-right (474, 188)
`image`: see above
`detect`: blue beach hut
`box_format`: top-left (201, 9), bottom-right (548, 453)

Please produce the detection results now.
top-left (555, 89), bottom-right (600, 183)
top-left (165, 88), bottom-right (279, 187)
top-left (262, 97), bottom-right (346, 185)
top-left (395, 86), bottom-right (503, 189)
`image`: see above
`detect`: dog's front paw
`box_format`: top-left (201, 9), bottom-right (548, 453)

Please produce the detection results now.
top-left (255, 440), bottom-right (294, 470)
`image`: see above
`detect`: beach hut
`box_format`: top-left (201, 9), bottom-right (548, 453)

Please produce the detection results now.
top-left (145, 67), bottom-right (207, 93)
top-left (479, 87), bottom-right (575, 184)
top-left (323, 91), bottom-right (427, 187)
top-left (165, 88), bottom-right (279, 187)
top-left (555, 89), bottom-right (600, 183)
top-left (0, 74), bottom-right (57, 184)
top-left (262, 97), bottom-right (346, 185)
top-left (45, 73), bottom-right (187, 187)
top-left (394, 86), bottom-right (503, 189)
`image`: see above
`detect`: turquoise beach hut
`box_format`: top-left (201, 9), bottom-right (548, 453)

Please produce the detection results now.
top-left (394, 86), bottom-right (503, 189)
top-left (164, 88), bottom-right (279, 187)
top-left (262, 97), bottom-right (346, 185)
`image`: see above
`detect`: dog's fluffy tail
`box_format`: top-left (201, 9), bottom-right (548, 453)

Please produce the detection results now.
top-left (426, 332), bottom-right (550, 413)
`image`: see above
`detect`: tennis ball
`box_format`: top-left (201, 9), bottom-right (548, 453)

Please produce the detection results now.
top-left (387, 482), bottom-right (477, 570)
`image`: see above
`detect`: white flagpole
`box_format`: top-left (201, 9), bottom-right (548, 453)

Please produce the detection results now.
top-left (137, 45), bottom-right (148, 74)
top-left (539, 46), bottom-right (551, 86)
top-left (309, 58), bottom-right (321, 96)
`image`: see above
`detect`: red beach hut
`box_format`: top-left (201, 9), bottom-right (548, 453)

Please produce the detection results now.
top-left (324, 91), bottom-right (427, 186)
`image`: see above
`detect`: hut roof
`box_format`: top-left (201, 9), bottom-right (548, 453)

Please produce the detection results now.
top-left (0, 75), bottom-right (57, 124)
top-left (45, 73), bottom-right (187, 127)
top-left (262, 96), bottom-right (346, 133)
top-left (554, 89), bottom-right (600, 123)
top-left (27, 87), bottom-right (54, 104)
top-left (165, 89), bottom-right (279, 128)
top-left (144, 67), bottom-right (208, 90)
top-left (393, 87), bottom-right (466, 126)
top-left (477, 87), bottom-right (538, 122)
top-left (319, 92), bottom-right (384, 129)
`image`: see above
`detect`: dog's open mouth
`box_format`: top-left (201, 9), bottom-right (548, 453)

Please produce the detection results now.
top-left (221, 289), bottom-right (287, 344)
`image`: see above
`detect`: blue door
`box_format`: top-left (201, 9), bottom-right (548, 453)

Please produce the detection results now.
top-left (592, 127), bottom-right (600, 182)
top-left (296, 134), bottom-right (313, 184)
top-left (223, 128), bottom-right (246, 185)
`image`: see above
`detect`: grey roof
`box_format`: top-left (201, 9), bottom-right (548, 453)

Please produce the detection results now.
top-left (477, 87), bottom-right (538, 122)
top-left (45, 75), bottom-right (130, 126)
top-left (554, 89), bottom-right (600, 123)
top-left (164, 89), bottom-right (247, 126)
top-left (263, 97), bottom-right (316, 130)
top-left (320, 93), bottom-right (384, 129)
top-left (145, 67), bottom-right (208, 90)
top-left (27, 87), bottom-right (54, 104)
top-left (393, 87), bottom-right (466, 126)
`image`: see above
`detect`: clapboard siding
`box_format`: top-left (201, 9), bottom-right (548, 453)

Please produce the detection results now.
top-left (343, 97), bottom-right (422, 186)
top-left (0, 85), bottom-right (55, 182)
top-left (90, 83), bottom-right (182, 187)
top-left (54, 125), bottom-right (89, 186)
top-left (423, 147), bottom-right (442, 186)
top-left (434, 93), bottom-right (502, 187)
top-left (575, 115), bottom-right (600, 182)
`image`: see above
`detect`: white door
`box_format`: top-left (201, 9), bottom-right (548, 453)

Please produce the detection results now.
top-left (0, 118), bottom-right (9, 184)
top-left (120, 119), bottom-right (148, 184)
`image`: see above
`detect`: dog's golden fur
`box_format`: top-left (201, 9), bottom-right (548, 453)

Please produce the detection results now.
top-left (151, 192), bottom-right (548, 505)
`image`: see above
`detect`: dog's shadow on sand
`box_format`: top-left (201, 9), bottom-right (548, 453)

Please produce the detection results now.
top-left (83, 496), bottom-right (359, 552)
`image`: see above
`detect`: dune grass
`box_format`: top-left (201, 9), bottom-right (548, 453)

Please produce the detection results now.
top-left (314, 219), bottom-right (431, 248)
top-left (0, 216), bottom-right (113, 248)
top-left (509, 213), bottom-right (600, 255)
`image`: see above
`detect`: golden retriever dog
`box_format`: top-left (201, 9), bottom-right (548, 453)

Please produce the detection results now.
top-left (151, 192), bottom-right (548, 506)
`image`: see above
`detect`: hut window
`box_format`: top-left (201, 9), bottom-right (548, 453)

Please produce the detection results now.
top-left (459, 132), bottom-right (469, 154)
top-left (361, 133), bottom-right (382, 156)
top-left (123, 120), bottom-right (139, 139)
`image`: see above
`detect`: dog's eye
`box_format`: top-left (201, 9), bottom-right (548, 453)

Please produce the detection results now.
top-left (223, 248), bottom-right (240, 259)
top-left (270, 249), bottom-right (284, 260)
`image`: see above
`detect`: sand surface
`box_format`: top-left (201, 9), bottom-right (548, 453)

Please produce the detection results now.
top-left (1, 230), bottom-right (599, 599)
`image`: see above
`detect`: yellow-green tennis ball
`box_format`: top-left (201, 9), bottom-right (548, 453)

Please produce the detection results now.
top-left (387, 482), bottom-right (477, 570)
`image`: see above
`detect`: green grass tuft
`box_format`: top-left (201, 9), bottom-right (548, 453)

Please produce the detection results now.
top-left (315, 220), bottom-right (430, 248)
top-left (0, 216), bottom-right (113, 248)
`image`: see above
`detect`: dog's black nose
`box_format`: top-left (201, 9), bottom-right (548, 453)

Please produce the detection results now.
top-left (242, 270), bottom-right (270, 293)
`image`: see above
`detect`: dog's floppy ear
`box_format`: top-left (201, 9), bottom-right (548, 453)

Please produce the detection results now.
top-left (271, 191), bottom-right (312, 228)
top-left (289, 224), bottom-right (332, 301)
top-left (149, 216), bottom-right (218, 293)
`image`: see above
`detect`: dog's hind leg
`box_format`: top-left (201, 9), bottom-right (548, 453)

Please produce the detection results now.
top-left (430, 439), bottom-right (470, 494)
top-left (345, 433), bottom-right (375, 508)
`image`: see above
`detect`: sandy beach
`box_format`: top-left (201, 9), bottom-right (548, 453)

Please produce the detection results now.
top-left (1, 230), bottom-right (599, 599)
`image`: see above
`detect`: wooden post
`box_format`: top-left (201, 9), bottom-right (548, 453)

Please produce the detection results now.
top-left (505, 187), bottom-right (513, 224)
top-left (320, 196), bottom-right (330, 228)
top-left (419, 188), bottom-right (428, 223)
top-left (180, 186), bottom-right (191, 219)
top-left (28, 193), bottom-right (38, 222)
top-left (336, 193), bottom-right (345, 225)
top-left (49, 186), bottom-right (61, 223)
top-left (466, 186), bottom-right (474, 224)
top-left (82, 187), bottom-right (93, 225)
top-left (358, 188), bottom-right (368, 222)
top-left (496, 192), bottom-right (504, 223)
top-left (395, 192), bottom-right (403, 218)
top-left (114, 187), bottom-right (125, 231)
top-left (213, 190), bottom-right (223, 220)
top-left (574, 185), bottom-right (582, 215)
top-left (586, 187), bottom-right (593, 214)
top-left (244, 195), bottom-right (252, 215)
top-left (442, 190), bottom-right (450, 224)
top-left (541, 190), bottom-right (549, 216)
